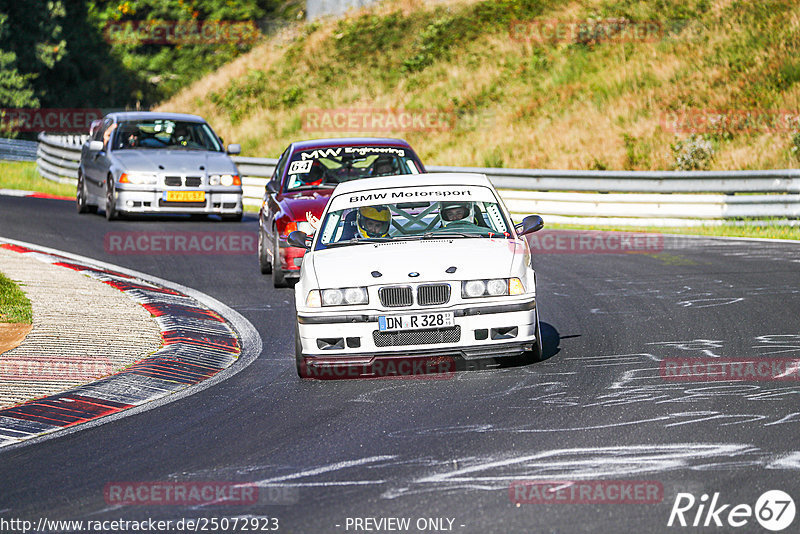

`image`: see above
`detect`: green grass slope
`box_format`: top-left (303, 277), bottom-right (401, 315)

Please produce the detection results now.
top-left (158, 0), bottom-right (800, 171)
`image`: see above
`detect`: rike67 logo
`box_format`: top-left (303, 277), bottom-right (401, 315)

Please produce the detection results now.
top-left (668, 490), bottom-right (795, 531)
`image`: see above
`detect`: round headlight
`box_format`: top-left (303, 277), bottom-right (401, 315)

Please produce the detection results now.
top-left (487, 279), bottom-right (508, 296)
top-left (220, 174), bottom-right (234, 186)
top-left (344, 287), bottom-right (367, 305)
top-left (464, 280), bottom-right (486, 298)
top-left (322, 289), bottom-right (344, 306)
top-left (209, 175), bottom-right (221, 186)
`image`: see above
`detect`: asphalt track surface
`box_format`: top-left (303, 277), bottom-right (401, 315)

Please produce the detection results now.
top-left (1, 194), bottom-right (800, 533)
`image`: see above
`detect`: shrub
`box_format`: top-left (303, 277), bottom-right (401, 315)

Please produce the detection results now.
top-left (671, 134), bottom-right (715, 170)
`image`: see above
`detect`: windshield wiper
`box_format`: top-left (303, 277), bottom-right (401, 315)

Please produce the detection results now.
top-left (325, 237), bottom-right (393, 247)
top-left (421, 231), bottom-right (481, 239)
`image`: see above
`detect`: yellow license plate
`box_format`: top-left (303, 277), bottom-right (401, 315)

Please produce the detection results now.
top-left (164, 191), bottom-right (205, 202)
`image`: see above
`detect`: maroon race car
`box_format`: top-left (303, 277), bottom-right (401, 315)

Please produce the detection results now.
top-left (258, 138), bottom-right (426, 287)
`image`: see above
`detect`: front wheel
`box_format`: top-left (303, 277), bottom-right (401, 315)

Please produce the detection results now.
top-left (76, 173), bottom-right (88, 214)
top-left (105, 176), bottom-right (117, 221)
top-left (528, 315), bottom-right (543, 363)
top-left (272, 233), bottom-right (288, 288)
top-left (258, 229), bottom-right (272, 274)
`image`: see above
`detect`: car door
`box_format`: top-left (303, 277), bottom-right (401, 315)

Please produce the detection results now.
top-left (84, 118), bottom-right (114, 197)
top-left (262, 147), bottom-right (290, 247)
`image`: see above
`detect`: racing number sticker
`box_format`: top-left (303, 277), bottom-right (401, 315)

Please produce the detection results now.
top-left (289, 160), bottom-right (313, 174)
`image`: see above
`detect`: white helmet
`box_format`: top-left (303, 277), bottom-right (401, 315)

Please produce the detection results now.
top-left (439, 201), bottom-right (474, 226)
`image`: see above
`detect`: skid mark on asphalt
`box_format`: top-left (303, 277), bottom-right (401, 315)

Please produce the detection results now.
top-left (381, 444), bottom-right (774, 499)
top-left (340, 335), bottom-right (800, 434)
top-left (112, 444), bottom-right (800, 503)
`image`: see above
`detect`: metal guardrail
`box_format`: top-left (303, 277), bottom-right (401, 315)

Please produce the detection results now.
top-left (36, 132), bottom-right (88, 184)
top-left (36, 133), bottom-right (800, 226)
top-left (0, 137), bottom-right (38, 162)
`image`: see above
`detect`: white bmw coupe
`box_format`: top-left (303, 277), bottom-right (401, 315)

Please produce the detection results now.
top-left (287, 173), bottom-right (544, 379)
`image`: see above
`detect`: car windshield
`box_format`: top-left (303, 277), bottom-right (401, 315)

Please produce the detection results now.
top-left (314, 185), bottom-right (512, 250)
top-left (113, 120), bottom-right (222, 151)
top-left (284, 146), bottom-right (421, 192)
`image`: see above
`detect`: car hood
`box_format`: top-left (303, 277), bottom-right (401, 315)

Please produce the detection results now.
top-left (280, 189), bottom-right (334, 220)
top-left (309, 238), bottom-right (528, 288)
top-left (111, 150), bottom-right (237, 174)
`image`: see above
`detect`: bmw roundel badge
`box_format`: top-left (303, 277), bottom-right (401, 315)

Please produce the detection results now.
top-left (408, 272), bottom-right (420, 277)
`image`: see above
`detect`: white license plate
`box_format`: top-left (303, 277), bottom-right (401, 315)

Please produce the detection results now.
top-left (378, 312), bottom-right (454, 331)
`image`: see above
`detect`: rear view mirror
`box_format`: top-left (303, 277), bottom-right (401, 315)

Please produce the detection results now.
top-left (88, 140), bottom-right (104, 151)
top-left (516, 215), bottom-right (544, 236)
top-left (226, 144), bottom-right (241, 155)
top-left (287, 230), bottom-right (309, 250)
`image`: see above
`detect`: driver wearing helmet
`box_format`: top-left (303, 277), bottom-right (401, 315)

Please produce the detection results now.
top-left (172, 124), bottom-right (190, 146)
top-left (300, 161), bottom-right (326, 186)
top-left (357, 206), bottom-right (391, 238)
top-left (371, 155), bottom-right (398, 177)
top-left (439, 201), bottom-right (474, 226)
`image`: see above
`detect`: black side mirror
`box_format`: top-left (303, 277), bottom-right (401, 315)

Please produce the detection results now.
top-left (516, 215), bottom-right (544, 236)
top-left (287, 230), bottom-right (309, 250)
top-left (266, 181), bottom-right (278, 194)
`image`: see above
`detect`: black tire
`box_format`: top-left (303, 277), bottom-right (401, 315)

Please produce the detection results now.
top-left (76, 173), bottom-right (88, 214)
top-left (272, 232), bottom-right (288, 288)
top-left (105, 175), bottom-right (117, 221)
top-left (295, 323), bottom-right (309, 378)
top-left (258, 229), bottom-right (272, 274)
top-left (528, 314), bottom-right (544, 363)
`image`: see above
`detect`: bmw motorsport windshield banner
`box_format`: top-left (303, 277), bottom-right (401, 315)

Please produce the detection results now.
top-left (329, 186), bottom-right (497, 211)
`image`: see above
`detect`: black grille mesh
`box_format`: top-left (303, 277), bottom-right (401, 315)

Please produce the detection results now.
top-left (373, 326), bottom-right (461, 347)
top-left (164, 176), bottom-right (182, 186)
top-left (185, 176), bottom-right (202, 187)
top-left (417, 284), bottom-right (450, 306)
top-left (379, 286), bottom-right (413, 307)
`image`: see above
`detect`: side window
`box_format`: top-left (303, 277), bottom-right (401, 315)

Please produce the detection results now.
top-left (92, 118), bottom-right (111, 141)
top-left (271, 148), bottom-right (290, 191)
top-left (100, 119), bottom-right (116, 148)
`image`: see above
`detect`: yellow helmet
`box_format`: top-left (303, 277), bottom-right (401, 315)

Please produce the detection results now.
top-left (357, 206), bottom-right (391, 238)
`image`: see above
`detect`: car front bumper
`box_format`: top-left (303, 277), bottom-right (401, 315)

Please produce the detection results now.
top-left (297, 298), bottom-right (538, 364)
top-left (113, 187), bottom-right (243, 214)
